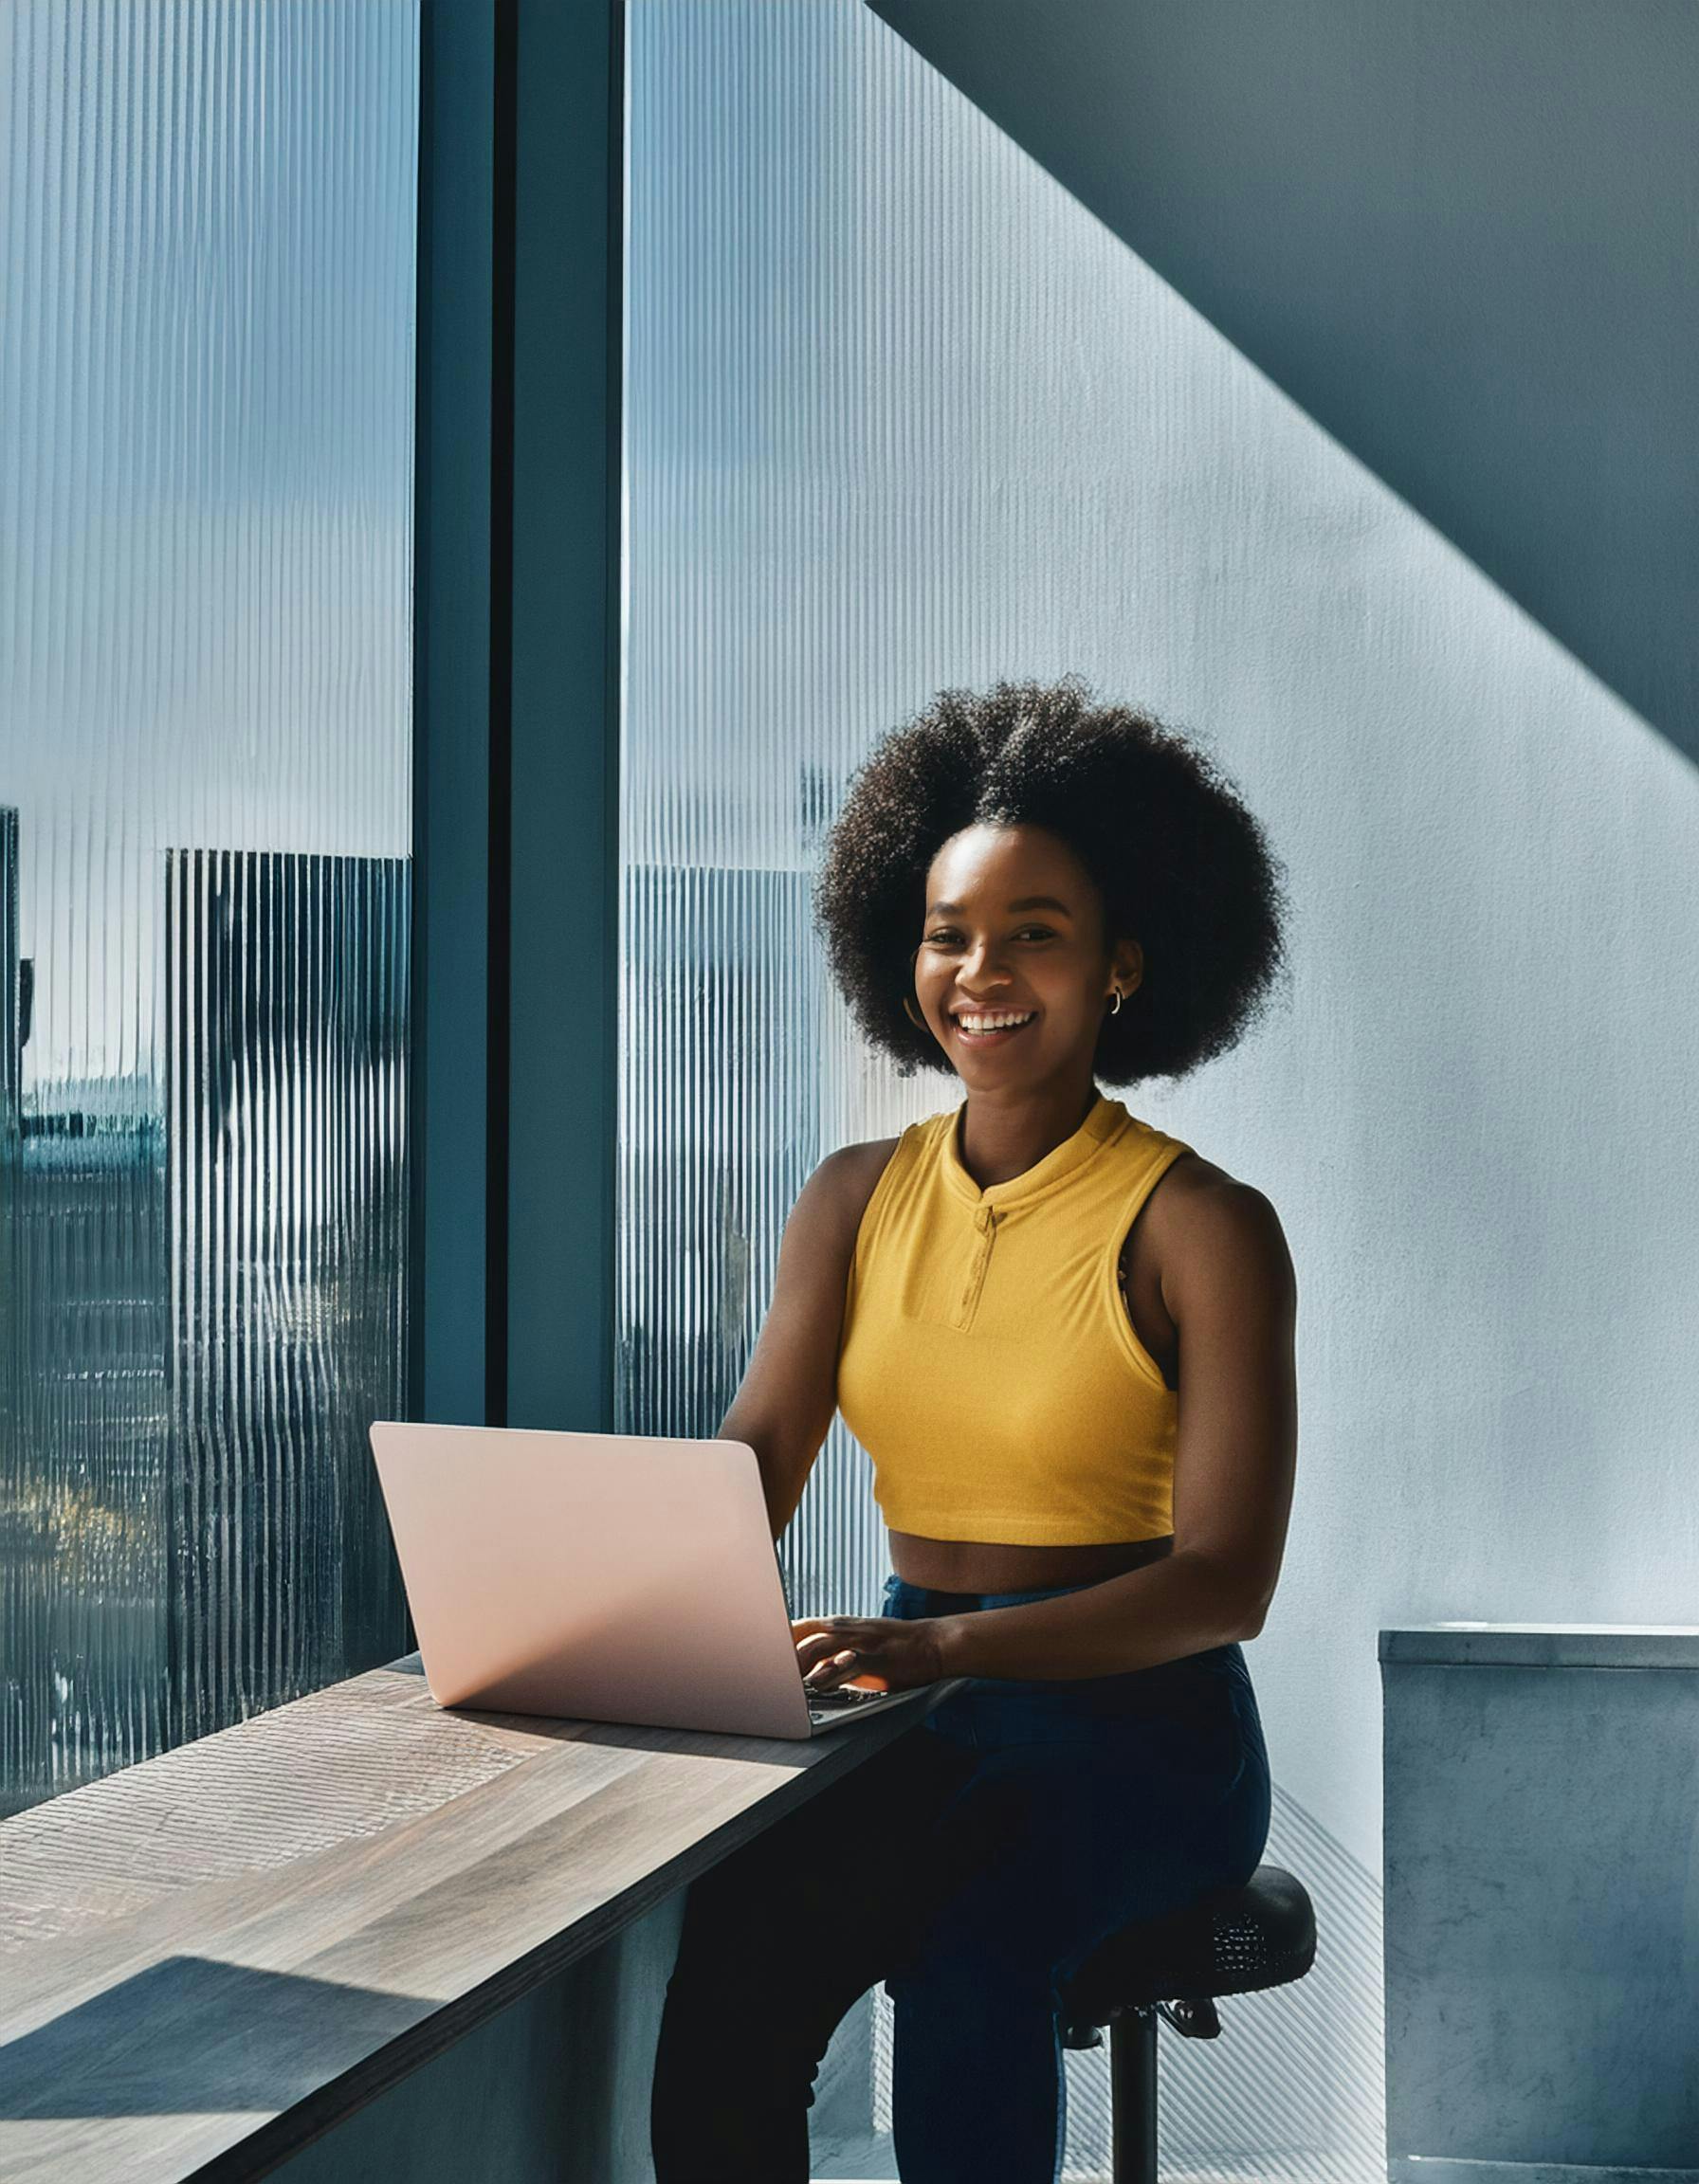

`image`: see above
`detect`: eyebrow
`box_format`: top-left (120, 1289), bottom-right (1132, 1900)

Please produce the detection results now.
top-left (924, 896), bottom-right (1073, 919)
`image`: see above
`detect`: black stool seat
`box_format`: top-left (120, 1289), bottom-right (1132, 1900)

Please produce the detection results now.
top-left (1051, 1865), bottom-right (1318, 2184)
top-left (1058, 1862), bottom-right (1315, 2031)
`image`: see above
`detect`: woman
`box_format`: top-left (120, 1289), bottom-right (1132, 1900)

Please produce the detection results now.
top-left (650, 676), bottom-right (1298, 2184)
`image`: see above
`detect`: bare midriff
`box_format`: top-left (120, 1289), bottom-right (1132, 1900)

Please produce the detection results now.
top-left (886, 1528), bottom-right (1175, 1594)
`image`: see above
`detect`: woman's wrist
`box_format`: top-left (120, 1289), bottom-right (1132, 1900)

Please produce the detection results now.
top-left (929, 1613), bottom-right (970, 1679)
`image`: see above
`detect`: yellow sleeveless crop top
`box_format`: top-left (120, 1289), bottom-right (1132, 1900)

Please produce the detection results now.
top-left (835, 1091), bottom-right (1194, 1546)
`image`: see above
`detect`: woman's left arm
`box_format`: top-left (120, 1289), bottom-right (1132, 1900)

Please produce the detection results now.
top-left (932, 1176), bottom-right (1299, 1682)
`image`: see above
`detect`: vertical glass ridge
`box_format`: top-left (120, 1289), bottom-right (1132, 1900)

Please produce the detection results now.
top-left (163, 850), bottom-right (410, 1746)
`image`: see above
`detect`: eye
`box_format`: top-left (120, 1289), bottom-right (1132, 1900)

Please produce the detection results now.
top-left (922, 925), bottom-right (1054, 947)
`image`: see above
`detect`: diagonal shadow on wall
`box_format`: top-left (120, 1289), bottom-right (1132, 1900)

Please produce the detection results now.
top-left (863, 0), bottom-right (1699, 757)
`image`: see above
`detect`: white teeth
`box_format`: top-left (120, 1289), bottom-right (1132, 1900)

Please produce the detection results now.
top-left (956, 1011), bottom-right (1034, 1032)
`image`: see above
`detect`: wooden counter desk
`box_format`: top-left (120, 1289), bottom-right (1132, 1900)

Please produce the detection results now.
top-left (0, 1652), bottom-right (964, 2182)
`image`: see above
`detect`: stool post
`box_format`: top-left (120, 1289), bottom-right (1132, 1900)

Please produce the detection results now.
top-left (1109, 2006), bottom-right (1159, 2184)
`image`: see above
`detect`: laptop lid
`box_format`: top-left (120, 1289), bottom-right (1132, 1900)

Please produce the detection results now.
top-left (369, 1420), bottom-right (828, 1738)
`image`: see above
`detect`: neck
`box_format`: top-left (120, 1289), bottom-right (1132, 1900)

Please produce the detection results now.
top-left (957, 1078), bottom-right (1100, 1191)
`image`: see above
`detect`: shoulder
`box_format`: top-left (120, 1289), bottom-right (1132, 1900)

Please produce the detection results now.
top-left (1140, 1146), bottom-right (1297, 1309)
top-left (774, 1134), bottom-right (907, 1288)
top-left (813, 1132), bottom-right (906, 1228)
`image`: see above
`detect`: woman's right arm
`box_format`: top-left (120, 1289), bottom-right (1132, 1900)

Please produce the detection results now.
top-left (717, 1138), bottom-right (899, 1542)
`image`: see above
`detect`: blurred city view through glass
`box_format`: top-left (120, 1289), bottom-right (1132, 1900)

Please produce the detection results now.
top-left (0, 1), bottom-right (419, 1816)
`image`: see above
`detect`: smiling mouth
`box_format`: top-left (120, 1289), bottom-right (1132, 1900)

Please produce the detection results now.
top-left (951, 1012), bottom-right (1038, 1044)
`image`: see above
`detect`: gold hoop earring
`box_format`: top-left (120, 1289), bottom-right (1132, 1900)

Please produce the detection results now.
top-left (903, 945), bottom-right (928, 1032)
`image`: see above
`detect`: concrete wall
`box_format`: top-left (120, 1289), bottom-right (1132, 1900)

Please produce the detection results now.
top-left (1380, 1630), bottom-right (1699, 2180)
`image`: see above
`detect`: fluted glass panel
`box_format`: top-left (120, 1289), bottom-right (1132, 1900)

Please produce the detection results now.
top-left (0, 2), bottom-right (417, 1817)
top-left (620, 6), bottom-right (942, 1634)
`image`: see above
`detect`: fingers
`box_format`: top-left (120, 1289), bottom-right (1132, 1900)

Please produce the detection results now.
top-left (793, 1620), bottom-right (864, 1665)
top-left (794, 1624), bottom-right (862, 1689)
top-left (791, 1616), bottom-right (893, 1690)
top-left (804, 1647), bottom-right (860, 1688)
top-left (797, 1633), bottom-right (858, 1676)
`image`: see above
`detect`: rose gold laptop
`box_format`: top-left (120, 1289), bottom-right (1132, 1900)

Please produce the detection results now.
top-left (368, 1420), bottom-right (954, 1739)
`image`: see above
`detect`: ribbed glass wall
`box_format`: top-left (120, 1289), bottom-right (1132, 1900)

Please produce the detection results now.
top-left (618, 11), bottom-right (939, 1634)
top-left (0, 1), bottom-right (417, 1816)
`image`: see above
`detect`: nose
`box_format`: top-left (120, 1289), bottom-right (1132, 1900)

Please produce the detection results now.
top-left (953, 937), bottom-right (1015, 992)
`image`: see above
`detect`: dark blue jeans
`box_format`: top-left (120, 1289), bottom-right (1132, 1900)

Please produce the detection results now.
top-left (649, 1573), bottom-right (1271, 2184)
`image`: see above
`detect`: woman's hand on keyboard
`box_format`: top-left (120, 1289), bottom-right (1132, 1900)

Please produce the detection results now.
top-left (791, 1615), bottom-right (948, 1695)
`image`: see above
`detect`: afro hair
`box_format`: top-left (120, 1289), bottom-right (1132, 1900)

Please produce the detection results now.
top-left (812, 675), bottom-right (1289, 1087)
